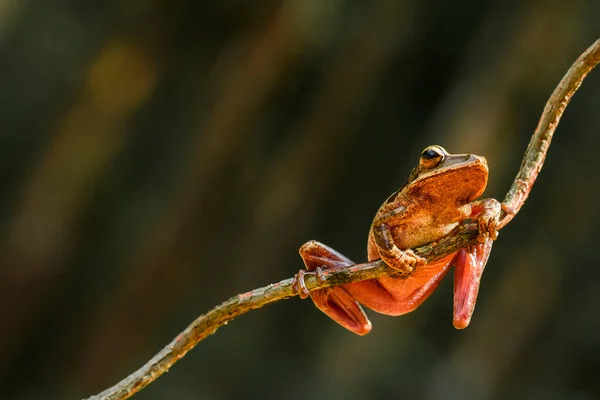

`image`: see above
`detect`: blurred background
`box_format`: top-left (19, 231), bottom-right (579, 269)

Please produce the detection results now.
top-left (0, 1), bottom-right (599, 399)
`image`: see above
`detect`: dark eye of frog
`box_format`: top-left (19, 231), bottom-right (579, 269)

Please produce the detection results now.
top-left (419, 145), bottom-right (445, 169)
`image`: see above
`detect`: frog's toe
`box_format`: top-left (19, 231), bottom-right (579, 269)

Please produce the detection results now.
top-left (291, 269), bottom-right (310, 299)
top-left (475, 198), bottom-right (502, 241)
top-left (380, 249), bottom-right (426, 276)
top-left (478, 213), bottom-right (499, 241)
top-left (405, 249), bottom-right (427, 267)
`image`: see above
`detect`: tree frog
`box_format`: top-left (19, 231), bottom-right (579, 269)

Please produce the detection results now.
top-left (293, 145), bottom-right (504, 335)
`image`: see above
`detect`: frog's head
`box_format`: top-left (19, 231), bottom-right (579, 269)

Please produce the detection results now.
top-left (408, 145), bottom-right (489, 203)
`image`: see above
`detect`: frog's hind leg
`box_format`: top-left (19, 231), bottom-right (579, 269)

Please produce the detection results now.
top-left (295, 240), bottom-right (372, 335)
top-left (453, 238), bottom-right (493, 329)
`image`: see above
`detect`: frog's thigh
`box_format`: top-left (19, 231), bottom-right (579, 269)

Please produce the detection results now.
top-left (345, 253), bottom-right (455, 315)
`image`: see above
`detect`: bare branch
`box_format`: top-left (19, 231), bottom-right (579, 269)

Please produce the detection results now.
top-left (499, 38), bottom-right (600, 229)
top-left (84, 38), bottom-right (600, 400)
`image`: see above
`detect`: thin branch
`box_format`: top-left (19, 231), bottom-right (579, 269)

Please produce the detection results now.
top-left (498, 38), bottom-right (600, 229)
top-left (84, 38), bottom-right (600, 400)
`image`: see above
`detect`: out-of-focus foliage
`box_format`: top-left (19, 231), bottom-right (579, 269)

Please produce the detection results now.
top-left (0, 1), bottom-right (599, 399)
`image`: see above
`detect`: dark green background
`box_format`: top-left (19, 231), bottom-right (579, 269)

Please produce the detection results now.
top-left (1, 1), bottom-right (599, 399)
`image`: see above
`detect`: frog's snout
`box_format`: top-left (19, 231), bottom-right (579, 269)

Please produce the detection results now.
top-left (470, 154), bottom-right (488, 169)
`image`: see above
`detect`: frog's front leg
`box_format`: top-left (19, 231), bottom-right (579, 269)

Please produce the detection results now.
top-left (462, 198), bottom-right (503, 241)
top-left (292, 240), bottom-right (372, 335)
top-left (371, 222), bottom-right (427, 273)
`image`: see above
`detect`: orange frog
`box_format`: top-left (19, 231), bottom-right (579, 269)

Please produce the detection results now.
top-left (293, 145), bottom-right (503, 335)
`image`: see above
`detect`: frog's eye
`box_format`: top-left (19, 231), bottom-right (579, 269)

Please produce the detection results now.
top-left (420, 145), bottom-right (445, 169)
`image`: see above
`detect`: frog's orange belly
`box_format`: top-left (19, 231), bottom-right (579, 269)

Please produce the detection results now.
top-left (343, 252), bottom-right (456, 315)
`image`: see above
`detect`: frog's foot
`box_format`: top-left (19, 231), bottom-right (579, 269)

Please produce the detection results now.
top-left (291, 267), bottom-right (325, 299)
top-left (297, 240), bottom-right (372, 335)
top-left (473, 198), bottom-right (502, 242)
top-left (379, 248), bottom-right (427, 276)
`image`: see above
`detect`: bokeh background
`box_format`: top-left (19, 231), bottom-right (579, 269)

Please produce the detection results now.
top-left (0, 1), bottom-right (599, 399)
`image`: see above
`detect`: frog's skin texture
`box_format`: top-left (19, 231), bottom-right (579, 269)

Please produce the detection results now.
top-left (293, 145), bottom-right (501, 335)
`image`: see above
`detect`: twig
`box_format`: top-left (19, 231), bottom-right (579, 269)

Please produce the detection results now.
top-left (84, 38), bottom-right (600, 400)
top-left (498, 38), bottom-right (600, 228)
